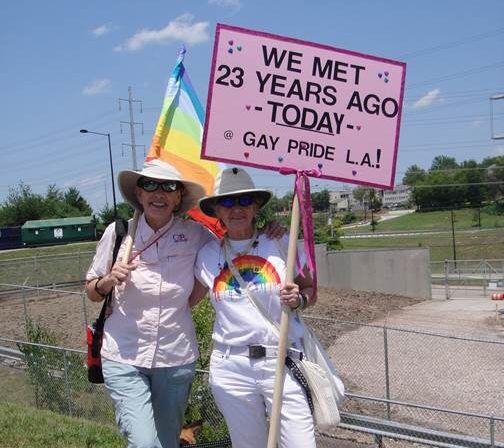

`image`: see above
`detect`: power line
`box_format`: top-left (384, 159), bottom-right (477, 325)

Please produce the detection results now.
top-left (412, 181), bottom-right (504, 188)
top-left (396, 27), bottom-right (504, 59)
top-left (407, 62), bottom-right (504, 89)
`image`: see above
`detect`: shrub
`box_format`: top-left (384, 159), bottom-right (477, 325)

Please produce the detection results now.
top-left (17, 319), bottom-right (88, 417)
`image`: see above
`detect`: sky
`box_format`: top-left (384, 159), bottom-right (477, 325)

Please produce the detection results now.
top-left (1, 0), bottom-right (503, 213)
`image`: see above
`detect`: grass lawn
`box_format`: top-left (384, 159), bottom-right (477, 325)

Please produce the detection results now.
top-left (0, 241), bottom-right (97, 262)
top-left (346, 209), bottom-right (504, 233)
top-left (0, 366), bottom-right (34, 407)
top-left (0, 401), bottom-right (124, 448)
top-left (340, 229), bottom-right (504, 263)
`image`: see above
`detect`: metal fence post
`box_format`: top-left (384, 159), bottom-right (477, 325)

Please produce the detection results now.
top-left (62, 350), bottom-right (73, 417)
top-left (34, 255), bottom-right (40, 298)
top-left (82, 291), bottom-right (89, 328)
top-left (77, 250), bottom-right (82, 286)
top-left (383, 325), bottom-right (391, 420)
top-left (489, 415), bottom-right (495, 448)
top-left (22, 278), bottom-right (29, 327)
top-left (483, 259), bottom-right (487, 297)
top-left (444, 259), bottom-right (450, 300)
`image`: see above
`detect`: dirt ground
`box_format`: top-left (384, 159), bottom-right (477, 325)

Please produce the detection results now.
top-left (0, 286), bottom-right (423, 350)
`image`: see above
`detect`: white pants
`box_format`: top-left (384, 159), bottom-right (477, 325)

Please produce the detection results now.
top-left (209, 350), bottom-right (316, 448)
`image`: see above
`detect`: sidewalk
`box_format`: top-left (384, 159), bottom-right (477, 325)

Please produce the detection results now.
top-left (385, 285), bottom-right (504, 339)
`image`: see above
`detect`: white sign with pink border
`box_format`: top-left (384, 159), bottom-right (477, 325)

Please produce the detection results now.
top-left (202, 24), bottom-right (406, 189)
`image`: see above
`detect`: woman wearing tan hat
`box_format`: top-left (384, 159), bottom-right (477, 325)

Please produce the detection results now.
top-left (85, 159), bottom-right (213, 448)
top-left (191, 167), bottom-right (316, 448)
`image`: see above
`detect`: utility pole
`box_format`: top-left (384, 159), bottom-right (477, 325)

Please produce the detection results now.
top-left (450, 209), bottom-right (457, 267)
top-left (490, 94), bottom-right (504, 141)
top-left (119, 86), bottom-right (144, 170)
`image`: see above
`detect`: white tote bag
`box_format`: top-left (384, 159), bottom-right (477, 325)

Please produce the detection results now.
top-left (295, 315), bottom-right (345, 430)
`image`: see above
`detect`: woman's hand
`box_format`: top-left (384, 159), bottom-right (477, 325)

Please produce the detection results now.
top-left (102, 261), bottom-right (136, 289)
top-left (86, 260), bottom-right (137, 302)
top-left (280, 282), bottom-right (301, 309)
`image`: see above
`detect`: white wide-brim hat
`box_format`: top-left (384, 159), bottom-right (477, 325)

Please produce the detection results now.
top-left (118, 159), bottom-right (206, 214)
top-left (199, 167), bottom-right (272, 217)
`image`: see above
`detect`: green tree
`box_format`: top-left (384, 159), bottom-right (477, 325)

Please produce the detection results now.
top-left (431, 155), bottom-right (458, 171)
top-left (98, 202), bottom-right (134, 227)
top-left (481, 156), bottom-right (504, 203)
top-left (403, 164), bottom-right (426, 186)
top-left (0, 182), bottom-right (94, 226)
top-left (311, 189), bottom-right (330, 212)
top-left (0, 182), bottom-right (46, 226)
top-left (64, 186), bottom-right (93, 215)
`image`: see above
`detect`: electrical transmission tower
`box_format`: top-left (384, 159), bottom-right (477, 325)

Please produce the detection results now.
top-left (119, 86), bottom-right (144, 170)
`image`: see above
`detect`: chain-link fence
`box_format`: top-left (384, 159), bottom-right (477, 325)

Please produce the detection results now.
top-left (0, 251), bottom-right (94, 296)
top-left (305, 315), bottom-right (504, 445)
top-left (0, 336), bottom-right (230, 445)
top-left (1, 314), bottom-right (503, 446)
top-left (432, 258), bottom-right (504, 298)
top-left (1, 252), bottom-right (503, 446)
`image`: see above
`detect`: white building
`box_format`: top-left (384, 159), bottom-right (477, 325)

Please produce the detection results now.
top-left (382, 184), bottom-right (411, 208)
top-left (329, 189), bottom-right (353, 211)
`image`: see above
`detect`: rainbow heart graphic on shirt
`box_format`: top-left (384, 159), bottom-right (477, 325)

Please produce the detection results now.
top-left (213, 255), bottom-right (281, 294)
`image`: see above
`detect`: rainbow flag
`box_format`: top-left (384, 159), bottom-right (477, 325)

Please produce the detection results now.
top-left (146, 48), bottom-right (225, 237)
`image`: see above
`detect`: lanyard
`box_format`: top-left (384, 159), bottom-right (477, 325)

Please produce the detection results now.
top-left (127, 224), bottom-right (172, 263)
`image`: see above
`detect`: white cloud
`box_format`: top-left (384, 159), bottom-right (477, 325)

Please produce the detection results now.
top-left (413, 88), bottom-right (441, 109)
top-left (82, 79), bottom-right (111, 96)
top-left (493, 146), bottom-right (504, 155)
top-left (208, 0), bottom-right (242, 8)
top-left (114, 14), bottom-right (209, 52)
top-left (471, 119), bottom-right (484, 128)
top-left (91, 23), bottom-right (112, 37)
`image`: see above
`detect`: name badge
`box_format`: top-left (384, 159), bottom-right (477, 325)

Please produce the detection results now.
top-left (173, 233), bottom-right (188, 243)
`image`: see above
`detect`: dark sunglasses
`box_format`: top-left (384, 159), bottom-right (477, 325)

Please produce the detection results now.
top-left (137, 178), bottom-right (180, 193)
top-left (217, 194), bottom-right (255, 208)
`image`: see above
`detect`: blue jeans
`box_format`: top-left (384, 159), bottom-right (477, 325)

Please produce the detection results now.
top-left (102, 358), bottom-right (195, 448)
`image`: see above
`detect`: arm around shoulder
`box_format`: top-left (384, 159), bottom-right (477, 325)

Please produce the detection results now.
top-left (189, 278), bottom-right (209, 308)
top-left (295, 265), bottom-right (316, 309)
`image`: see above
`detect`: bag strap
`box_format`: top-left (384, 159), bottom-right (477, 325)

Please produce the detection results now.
top-left (95, 218), bottom-right (128, 329)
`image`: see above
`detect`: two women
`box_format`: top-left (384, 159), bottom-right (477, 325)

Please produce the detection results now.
top-left (191, 167), bottom-right (317, 448)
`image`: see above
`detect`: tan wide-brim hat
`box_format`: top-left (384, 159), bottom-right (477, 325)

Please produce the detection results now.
top-left (118, 159), bottom-right (206, 214)
top-left (199, 167), bottom-right (272, 217)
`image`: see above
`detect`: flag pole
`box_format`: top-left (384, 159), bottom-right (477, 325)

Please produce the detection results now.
top-left (267, 189), bottom-right (300, 448)
top-left (121, 210), bottom-right (140, 262)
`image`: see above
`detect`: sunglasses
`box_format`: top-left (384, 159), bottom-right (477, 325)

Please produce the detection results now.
top-left (217, 194), bottom-right (255, 208)
top-left (137, 178), bottom-right (180, 193)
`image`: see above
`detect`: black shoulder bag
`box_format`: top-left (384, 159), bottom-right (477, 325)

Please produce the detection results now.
top-left (86, 219), bottom-right (128, 383)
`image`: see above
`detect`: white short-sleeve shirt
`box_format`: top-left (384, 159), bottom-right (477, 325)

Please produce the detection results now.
top-left (195, 234), bottom-right (306, 347)
top-left (87, 214), bottom-right (214, 368)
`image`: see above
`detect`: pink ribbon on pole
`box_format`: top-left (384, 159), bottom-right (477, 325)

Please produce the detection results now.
top-left (279, 167), bottom-right (321, 294)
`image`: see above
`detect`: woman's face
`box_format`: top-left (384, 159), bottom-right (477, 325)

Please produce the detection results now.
top-left (214, 194), bottom-right (259, 236)
top-left (135, 177), bottom-right (182, 230)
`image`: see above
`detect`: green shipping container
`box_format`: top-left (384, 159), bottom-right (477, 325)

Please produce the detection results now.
top-left (21, 216), bottom-right (96, 247)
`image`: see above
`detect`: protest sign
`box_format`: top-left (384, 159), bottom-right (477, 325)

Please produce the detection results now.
top-left (202, 24), bottom-right (406, 189)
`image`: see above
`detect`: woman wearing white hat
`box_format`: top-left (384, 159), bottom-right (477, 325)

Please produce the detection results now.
top-left (191, 167), bottom-right (316, 448)
top-left (86, 159), bottom-right (213, 448)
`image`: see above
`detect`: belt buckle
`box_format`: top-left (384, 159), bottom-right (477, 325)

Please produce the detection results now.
top-left (248, 344), bottom-right (266, 359)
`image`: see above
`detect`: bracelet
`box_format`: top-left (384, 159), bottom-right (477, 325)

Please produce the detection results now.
top-left (94, 276), bottom-right (108, 298)
top-left (299, 291), bottom-right (308, 310)
top-left (294, 291), bottom-right (308, 310)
